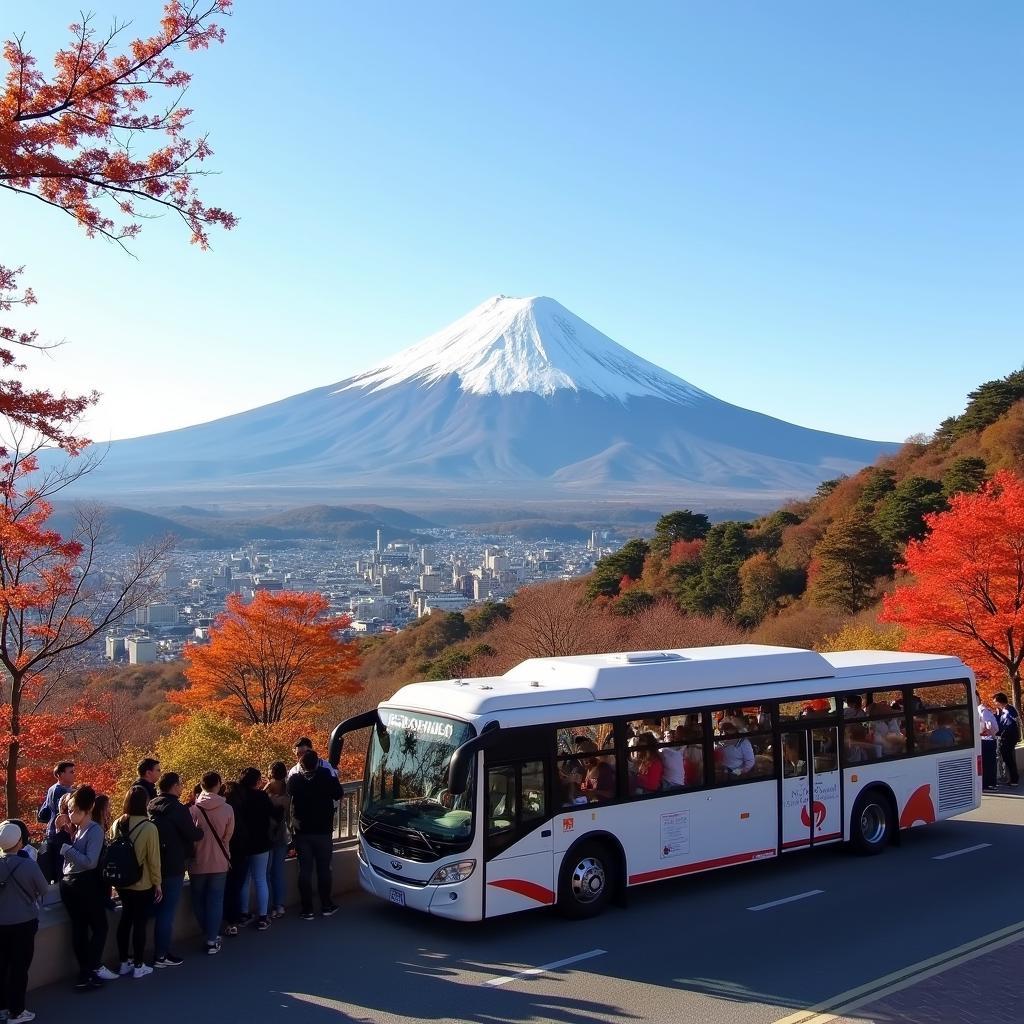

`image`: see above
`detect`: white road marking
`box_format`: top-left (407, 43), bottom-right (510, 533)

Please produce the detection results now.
top-left (485, 948), bottom-right (607, 988)
top-left (932, 842), bottom-right (992, 861)
top-left (747, 889), bottom-right (824, 912)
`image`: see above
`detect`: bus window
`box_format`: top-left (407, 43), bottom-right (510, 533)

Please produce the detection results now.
top-left (778, 697), bottom-right (836, 721)
top-left (911, 683), bottom-right (972, 751)
top-left (712, 706), bottom-right (773, 783)
top-left (626, 712), bottom-right (703, 794)
top-left (521, 760), bottom-right (547, 824)
top-left (841, 694), bottom-right (868, 719)
top-left (556, 722), bottom-right (618, 806)
top-left (487, 766), bottom-right (516, 835)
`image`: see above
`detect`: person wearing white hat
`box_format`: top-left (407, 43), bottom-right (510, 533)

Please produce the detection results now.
top-left (0, 819), bottom-right (48, 1023)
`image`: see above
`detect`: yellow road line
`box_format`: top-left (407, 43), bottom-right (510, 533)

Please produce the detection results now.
top-left (771, 919), bottom-right (1024, 1024)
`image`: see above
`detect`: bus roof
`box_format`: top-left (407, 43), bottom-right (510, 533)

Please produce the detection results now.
top-left (382, 644), bottom-right (968, 720)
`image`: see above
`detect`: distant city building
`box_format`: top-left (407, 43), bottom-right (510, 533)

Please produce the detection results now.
top-left (418, 572), bottom-right (442, 594)
top-left (418, 593), bottom-right (471, 617)
top-left (162, 566), bottom-right (184, 590)
top-left (126, 636), bottom-right (157, 665)
top-left (145, 602), bottom-right (179, 627)
top-left (420, 546), bottom-right (435, 566)
top-left (105, 635), bottom-right (126, 661)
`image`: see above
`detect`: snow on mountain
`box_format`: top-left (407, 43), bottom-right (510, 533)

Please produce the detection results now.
top-left (46, 295), bottom-right (900, 503)
top-left (339, 295), bottom-right (710, 404)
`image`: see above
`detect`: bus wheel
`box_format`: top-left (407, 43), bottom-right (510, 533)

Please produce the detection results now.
top-left (557, 841), bottom-right (615, 918)
top-left (851, 792), bottom-right (893, 856)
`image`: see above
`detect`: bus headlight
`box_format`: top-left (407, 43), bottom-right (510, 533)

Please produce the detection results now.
top-left (428, 860), bottom-right (476, 885)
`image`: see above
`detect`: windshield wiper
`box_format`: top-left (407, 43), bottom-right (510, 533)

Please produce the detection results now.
top-left (405, 824), bottom-right (438, 855)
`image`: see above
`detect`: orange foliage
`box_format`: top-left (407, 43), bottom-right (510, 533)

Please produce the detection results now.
top-left (1, 1), bottom-right (236, 247)
top-left (882, 470), bottom-right (1024, 709)
top-left (178, 592), bottom-right (361, 726)
top-left (667, 538), bottom-right (703, 565)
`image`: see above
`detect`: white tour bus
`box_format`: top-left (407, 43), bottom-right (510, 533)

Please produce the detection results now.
top-left (328, 644), bottom-right (980, 920)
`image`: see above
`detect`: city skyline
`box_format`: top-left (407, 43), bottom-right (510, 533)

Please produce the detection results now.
top-left (4, 1), bottom-right (1022, 445)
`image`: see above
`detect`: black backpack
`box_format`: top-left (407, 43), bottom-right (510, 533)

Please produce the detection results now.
top-left (102, 819), bottom-right (145, 887)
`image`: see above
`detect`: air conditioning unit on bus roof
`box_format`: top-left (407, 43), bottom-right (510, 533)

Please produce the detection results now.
top-left (615, 652), bottom-right (687, 664)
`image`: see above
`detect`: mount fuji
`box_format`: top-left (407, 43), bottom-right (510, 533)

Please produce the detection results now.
top-left (67, 295), bottom-right (897, 503)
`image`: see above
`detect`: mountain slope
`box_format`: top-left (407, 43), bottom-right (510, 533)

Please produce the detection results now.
top-left (54, 295), bottom-right (898, 501)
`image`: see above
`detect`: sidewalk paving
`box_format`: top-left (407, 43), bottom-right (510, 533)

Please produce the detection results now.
top-left (832, 933), bottom-right (1024, 1024)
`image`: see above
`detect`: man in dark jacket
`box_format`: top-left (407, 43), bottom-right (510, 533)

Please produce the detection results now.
top-left (287, 749), bottom-right (344, 919)
top-left (136, 757), bottom-right (160, 800)
top-left (148, 772), bottom-right (203, 967)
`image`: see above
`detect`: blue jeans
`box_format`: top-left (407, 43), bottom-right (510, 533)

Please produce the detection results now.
top-left (189, 872), bottom-right (226, 946)
top-left (153, 874), bottom-right (184, 958)
top-left (239, 851), bottom-right (270, 917)
top-left (267, 842), bottom-right (288, 909)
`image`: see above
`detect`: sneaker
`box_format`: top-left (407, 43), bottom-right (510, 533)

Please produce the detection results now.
top-left (257, 916), bottom-right (270, 931)
top-left (271, 905), bottom-right (285, 919)
top-left (9, 1012), bottom-right (36, 1023)
top-left (74, 977), bottom-right (103, 991)
top-left (118, 962), bottom-right (133, 976)
top-left (132, 964), bottom-right (153, 980)
top-left (206, 940), bottom-right (222, 956)
top-left (154, 954), bottom-right (184, 968)
top-left (238, 913), bottom-right (255, 927)
top-left (223, 924), bottom-right (238, 936)
top-left (94, 966), bottom-right (119, 981)
top-left (300, 910), bottom-right (315, 921)
top-left (321, 904), bottom-right (339, 918)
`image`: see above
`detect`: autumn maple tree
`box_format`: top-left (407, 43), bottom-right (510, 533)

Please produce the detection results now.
top-left (882, 470), bottom-right (1024, 710)
top-left (0, 2), bottom-right (235, 815)
top-left (179, 592), bottom-right (360, 727)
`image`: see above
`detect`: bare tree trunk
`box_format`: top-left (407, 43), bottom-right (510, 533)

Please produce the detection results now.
top-left (5, 676), bottom-right (20, 816)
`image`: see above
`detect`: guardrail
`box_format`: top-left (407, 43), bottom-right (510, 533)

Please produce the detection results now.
top-left (335, 779), bottom-right (362, 840)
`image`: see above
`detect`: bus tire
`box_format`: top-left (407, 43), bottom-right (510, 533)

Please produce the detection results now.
top-left (556, 840), bottom-right (616, 919)
top-left (850, 790), bottom-right (894, 856)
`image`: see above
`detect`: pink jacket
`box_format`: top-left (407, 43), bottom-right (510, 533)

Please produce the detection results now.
top-left (189, 792), bottom-right (235, 874)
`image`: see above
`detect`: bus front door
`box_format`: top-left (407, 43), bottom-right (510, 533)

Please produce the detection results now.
top-left (482, 759), bottom-right (555, 917)
top-left (779, 726), bottom-right (843, 851)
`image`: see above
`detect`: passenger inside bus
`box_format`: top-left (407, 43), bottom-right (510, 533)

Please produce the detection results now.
top-left (783, 735), bottom-right (807, 778)
top-left (576, 738), bottom-right (616, 801)
top-left (715, 722), bottom-right (755, 777)
top-left (929, 713), bottom-right (957, 748)
top-left (631, 733), bottom-right (663, 794)
top-left (843, 723), bottom-right (871, 762)
top-left (843, 694), bottom-right (866, 719)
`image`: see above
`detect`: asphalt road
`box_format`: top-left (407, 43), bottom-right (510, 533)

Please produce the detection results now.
top-left (28, 794), bottom-right (1024, 1024)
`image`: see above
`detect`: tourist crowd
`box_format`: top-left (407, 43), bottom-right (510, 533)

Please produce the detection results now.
top-left (0, 738), bottom-right (345, 1022)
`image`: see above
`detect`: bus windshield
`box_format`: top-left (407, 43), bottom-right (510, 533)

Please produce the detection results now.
top-left (362, 710), bottom-right (476, 843)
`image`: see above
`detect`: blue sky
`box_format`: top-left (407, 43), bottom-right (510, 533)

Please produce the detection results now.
top-left (5, 1), bottom-right (1022, 443)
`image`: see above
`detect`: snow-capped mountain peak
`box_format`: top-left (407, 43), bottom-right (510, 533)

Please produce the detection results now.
top-left (338, 294), bottom-right (709, 403)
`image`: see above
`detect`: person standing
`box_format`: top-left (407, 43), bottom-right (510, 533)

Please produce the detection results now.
top-left (287, 749), bottom-right (344, 920)
top-left (236, 768), bottom-right (279, 931)
top-left (0, 819), bottom-right (48, 1023)
top-left (264, 762), bottom-right (291, 919)
top-left (287, 737), bottom-right (337, 778)
top-left (994, 693), bottom-right (1021, 788)
top-left (977, 691), bottom-right (1000, 790)
top-left (148, 772), bottom-right (203, 968)
top-left (135, 758), bottom-right (161, 800)
top-left (37, 760), bottom-right (75, 883)
top-left (109, 787), bottom-right (161, 978)
top-left (58, 787), bottom-right (118, 991)
top-left (189, 771), bottom-right (234, 956)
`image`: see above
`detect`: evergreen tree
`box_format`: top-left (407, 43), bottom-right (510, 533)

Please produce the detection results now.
top-left (872, 476), bottom-right (946, 550)
top-left (736, 553), bottom-right (785, 626)
top-left (811, 511), bottom-right (891, 613)
top-left (677, 521), bottom-right (750, 617)
top-left (650, 509), bottom-right (711, 557)
top-left (614, 590), bottom-right (657, 616)
top-left (858, 467), bottom-right (897, 507)
top-left (586, 538), bottom-right (650, 600)
top-left (941, 456), bottom-right (987, 497)
top-left (955, 369), bottom-right (1024, 436)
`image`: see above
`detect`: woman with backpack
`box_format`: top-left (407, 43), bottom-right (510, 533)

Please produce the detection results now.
top-left (107, 786), bottom-right (161, 979)
top-left (264, 761), bottom-right (291, 919)
top-left (58, 786), bottom-right (118, 991)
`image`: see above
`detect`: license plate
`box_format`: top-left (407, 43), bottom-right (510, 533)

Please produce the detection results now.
top-left (389, 887), bottom-right (406, 907)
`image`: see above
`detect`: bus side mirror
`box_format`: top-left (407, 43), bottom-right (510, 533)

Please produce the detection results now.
top-left (448, 724), bottom-right (500, 796)
top-left (327, 709), bottom-right (381, 768)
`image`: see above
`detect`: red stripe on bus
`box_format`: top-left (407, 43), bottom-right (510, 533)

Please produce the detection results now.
top-left (629, 848), bottom-right (776, 885)
top-left (781, 831), bottom-right (842, 850)
top-left (487, 878), bottom-right (555, 904)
